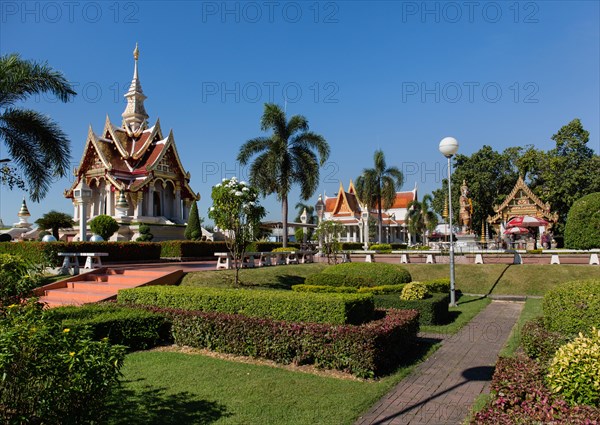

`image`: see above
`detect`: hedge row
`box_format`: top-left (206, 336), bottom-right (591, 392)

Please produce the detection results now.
top-left (292, 284), bottom-right (407, 295)
top-left (45, 303), bottom-right (171, 350)
top-left (162, 307), bottom-right (419, 378)
top-left (159, 241), bottom-right (229, 258)
top-left (373, 293), bottom-right (450, 325)
top-left (117, 286), bottom-right (375, 325)
top-left (318, 263), bottom-right (412, 287)
top-left (543, 279), bottom-right (600, 336)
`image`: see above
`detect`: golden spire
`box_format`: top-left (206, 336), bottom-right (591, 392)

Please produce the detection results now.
top-left (443, 198), bottom-right (448, 220)
top-left (480, 221), bottom-right (486, 243)
top-left (133, 42), bottom-right (139, 60)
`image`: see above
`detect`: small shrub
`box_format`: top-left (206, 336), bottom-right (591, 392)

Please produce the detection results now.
top-left (45, 303), bottom-right (171, 351)
top-left (136, 224), bottom-right (154, 242)
top-left (546, 328), bottom-right (600, 406)
top-left (340, 242), bottom-right (364, 250)
top-left (521, 317), bottom-right (570, 363)
top-left (272, 247), bottom-right (297, 252)
top-left (422, 278), bottom-right (451, 293)
top-left (564, 192), bottom-right (600, 250)
top-left (543, 279), bottom-right (600, 336)
top-left (162, 307), bottom-right (419, 378)
top-left (0, 253), bottom-right (43, 306)
top-left (184, 201), bottom-right (202, 240)
top-left (160, 241), bottom-right (228, 258)
top-left (291, 284), bottom-right (358, 294)
top-left (118, 286), bottom-right (375, 325)
top-left (304, 273), bottom-right (365, 288)
top-left (320, 262), bottom-right (412, 287)
top-left (357, 284), bottom-right (407, 295)
top-left (370, 243), bottom-right (392, 251)
top-left (374, 293), bottom-right (449, 325)
top-left (400, 282), bottom-right (431, 300)
top-left (89, 215), bottom-right (120, 240)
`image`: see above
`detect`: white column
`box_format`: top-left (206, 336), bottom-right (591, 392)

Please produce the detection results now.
top-left (174, 187), bottom-right (182, 221)
top-left (148, 186), bottom-right (154, 216)
top-left (106, 185), bottom-right (114, 217)
top-left (135, 192), bottom-right (143, 218)
top-left (73, 203), bottom-right (79, 221)
top-left (79, 202), bottom-right (87, 241)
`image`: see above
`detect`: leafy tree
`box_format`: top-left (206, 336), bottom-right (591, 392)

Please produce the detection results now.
top-left (208, 177), bottom-right (266, 286)
top-left (564, 192), bottom-right (600, 249)
top-left (89, 215), bottom-right (120, 240)
top-left (0, 54), bottom-right (76, 201)
top-left (237, 103), bottom-right (330, 247)
top-left (35, 210), bottom-right (74, 240)
top-left (184, 201), bottom-right (203, 240)
top-left (406, 194), bottom-right (438, 244)
top-left (355, 150), bottom-right (404, 243)
top-left (315, 220), bottom-right (345, 264)
top-left (136, 224), bottom-right (154, 242)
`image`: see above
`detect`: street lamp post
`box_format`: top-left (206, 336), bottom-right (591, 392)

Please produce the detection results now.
top-left (439, 137), bottom-right (459, 307)
top-left (315, 195), bottom-right (325, 254)
top-left (300, 207), bottom-right (308, 246)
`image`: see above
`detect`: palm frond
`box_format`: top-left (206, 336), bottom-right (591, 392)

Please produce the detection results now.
top-left (260, 103), bottom-right (287, 137)
top-left (287, 115), bottom-right (309, 134)
top-left (237, 137), bottom-right (270, 165)
top-left (291, 132), bottom-right (330, 165)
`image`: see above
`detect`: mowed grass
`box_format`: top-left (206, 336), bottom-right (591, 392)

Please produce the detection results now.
top-left (180, 263), bottom-right (327, 289)
top-left (401, 264), bottom-right (600, 296)
top-left (499, 297), bottom-right (544, 357)
top-left (106, 343), bottom-right (439, 425)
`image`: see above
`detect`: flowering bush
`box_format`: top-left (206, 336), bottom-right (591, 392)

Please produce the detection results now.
top-left (546, 327), bottom-right (600, 406)
top-left (208, 177), bottom-right (265, 285)
top-left (0, 301), bottom-right (125, 423)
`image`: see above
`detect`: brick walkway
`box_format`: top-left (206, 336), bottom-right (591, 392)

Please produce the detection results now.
top-left (355, 301), bottom-right (523, 425)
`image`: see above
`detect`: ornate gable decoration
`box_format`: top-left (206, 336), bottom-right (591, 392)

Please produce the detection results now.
top-left (487, 176), bottom-right (558, 224)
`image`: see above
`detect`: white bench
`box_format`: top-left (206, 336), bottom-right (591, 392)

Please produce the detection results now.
top-left (215, 252), bottom-right (233, 270)
top-left (58, 252), bottom-right (108, 275)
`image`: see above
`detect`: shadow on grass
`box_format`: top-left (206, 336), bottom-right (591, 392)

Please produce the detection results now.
top-left (273, 274), bottom-right (306, 289)
top-left (485, 264), bottom-right (512, 296)
top-left (105, 379), bottom-right (230, 425)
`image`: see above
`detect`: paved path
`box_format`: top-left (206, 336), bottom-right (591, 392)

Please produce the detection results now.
top-left (355, 301), bottom-right (523, 425)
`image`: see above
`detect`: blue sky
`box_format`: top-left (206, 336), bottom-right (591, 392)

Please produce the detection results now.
top-left (1, 1), bottom-right (599, 225)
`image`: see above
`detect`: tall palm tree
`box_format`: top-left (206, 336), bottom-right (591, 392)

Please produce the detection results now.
top-left (355, 150), bottom-right (404, 243)
top-left (405, 194), bottom-right (438, 244)
top-left (0, 53), bottom-right (76, 202)
top-left (237, 103), bottom-right (329, 247)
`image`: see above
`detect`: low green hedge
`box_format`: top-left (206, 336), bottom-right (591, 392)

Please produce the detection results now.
top-left (159, 241), bottom-right (228, 258)
top-left (291, 285), bottom-right (357, 294)
top-left (45, 303), bottom-right (171, 350)
top-left (0, 242), bottom-right (162, 266)
top-left (373, 292), bottom-right (449, 325)
top-left (369, 243), bottom-right (392, 251)
top-left (357, 284), bottom-right (407, 294)
top-left (117, 286), bottom-right (374, 325)
top-left (521, 317), bottom-right (570, 364)
top-left (319, 262), bottom-right (412, 287)
top-left (340, 242), bottom-right (364, 250)
top-left (421, 278), bottom-right (451, 293)
top-left (161, 307), bottom-right (419, 378)
top-left (304, 273), bottom-right (365, 288)
top-left (543, 279), bottom-right (600, 336)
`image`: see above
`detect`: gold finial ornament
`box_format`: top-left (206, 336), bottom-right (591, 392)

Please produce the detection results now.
top-left (443, 198), bottom-right (448, 220)
top-left (480, 221), bottom-right (486, 243)
top-left (133, 43), bottom-right (139, 60)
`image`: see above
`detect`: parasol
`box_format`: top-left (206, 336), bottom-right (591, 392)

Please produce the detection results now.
top-left (506, 215), bottom-right (549, 228)
top-left (503, 226), bottom-right (531, 235)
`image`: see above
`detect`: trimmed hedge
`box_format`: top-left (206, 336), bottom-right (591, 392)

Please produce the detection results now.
top-left (521, 317), bottom-right (570, 364)
top-left (159, 241), bottom-right (228, 258)
top-left (117, 286), bottom-right (375, 325)
top-left (45, 304), bottom-right (171, 350)
top-left (421, 278), bottom-right (451, 294)
top-left (319, 262), bottom-right (412, 287)
top-left (304, 273), bottom-right (365, 288)
top-left (564, 192), bottom-right (600, 250)
top-left (291, 285), bottom-right (357, 294)
top-left (373, 293), bottom-right (449, 325)
top-left (0, 241), bottom-right (162, 266)
top-left (357, 284), bottom-right (407, 294)
top-left (162, 307), bottom-right (419, 378)
top-left (543, 279), bottom-right (600, 336)
top-left (340, 242), bottom-right (364, 250)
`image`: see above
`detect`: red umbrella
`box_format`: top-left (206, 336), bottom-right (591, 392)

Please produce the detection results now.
top-left (503, 226), bottom-right (531, 235)
top-left (506, 215), bottom-right (549, 228)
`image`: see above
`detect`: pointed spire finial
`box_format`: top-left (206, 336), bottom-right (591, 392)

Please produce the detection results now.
top-left (122, 44), bottom-right (148, 137)
top-left (133, 42), bottom-right (139, 60)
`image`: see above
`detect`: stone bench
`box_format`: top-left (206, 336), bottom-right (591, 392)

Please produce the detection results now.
top-left (58, 252), bottom-right (108, 275)
top-left (215, 250), bottom-right (316, 269)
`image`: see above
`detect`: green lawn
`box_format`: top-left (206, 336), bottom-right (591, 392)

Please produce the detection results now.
top-left (421, 294), bottom-right (491, 335)
top-left (402, 264), bottom-right (599, 296)
top-left (106, 342), bottom-right (439, 425)
top-left (499, 297), bottom-right (544, 357)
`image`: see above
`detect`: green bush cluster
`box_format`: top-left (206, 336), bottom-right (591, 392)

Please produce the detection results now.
top-left (159, 240), bottom-right (229, 258)
top-left (0, 253), bottom-right (44, 305)
top-left (521, 317), bottom-right (570, 364)
top-left (369, 243), bottom-right (392, 252)
top-left (543, 279), bottom-right (600, 336)
top-left (319, 262), bottom-right (412, 287)
top-left (339, 242), bottom-right (364, 250)
top-left (291, 285), bottom-right (357, 294)
top-left (304, 273), bottom-right (365, 288)
top-left (400, 283), bottom-right (431, 301)
top-left (118, 286), bottom-right (375, 325)
top-left (0, 301), bottom-right (125, 423)
top-left (45, 303), bottom-right (171, 351)
top-left (546, 327), bottom-right (600, 406)
top-left (421, 278), bottom-right (451, 293)
top-left (564, 192), bottom-right (600, 250)
top-left (136, 224), bottom-right (154, 242)
top-left (89, 215), bottom-right (120, 240)
top-left (357, 284), bottom-right (407, 294)
top-left (271, 247), bottom-right (297, 253)
top-left (374, 292), bottom-right (450, 325)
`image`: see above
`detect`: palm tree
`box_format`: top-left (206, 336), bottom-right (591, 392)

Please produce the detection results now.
top-left (0, 53), bottom-right (76, 202)
top-left (405, 194), bottom-right (438, 244)
top-left (237, 103), bottom-right (330, 247)
top-left (35, 210), bottom-right (75, 240)
top-left (355, 150), bottom-right (404, 243)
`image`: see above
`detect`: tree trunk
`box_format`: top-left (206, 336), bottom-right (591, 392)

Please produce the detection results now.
top-left (377, 182), bottom-right (383, 244)
top-left (282, 196), bottom-right (288, 247)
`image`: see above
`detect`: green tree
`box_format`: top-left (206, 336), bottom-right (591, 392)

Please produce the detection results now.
top-left (315, 220), bottom-right (345, 264)
top-left (89, 215), bottom-right (120, 240)
top-left (208, 177), bottom-right (266, 286)
top-left (136, 224), bottom-right (154, 242)
top-left (0, 54), bottom-right (76, 201)
top-left (35, 210), bottom-right (74, 240)
top-left (406, 194), bottom-right (438, 244)
top-left (564, 192), bottom-right (600, 249)
top-left (355, 150), bottom-right (404, 243)
top-left (237, 103), bottom-right (330, 247)
top-left (184, 201), bottom-right (203, 240)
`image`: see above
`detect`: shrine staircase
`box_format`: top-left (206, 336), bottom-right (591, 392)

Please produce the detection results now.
top-left (35, 267), bottom-right (183, 307)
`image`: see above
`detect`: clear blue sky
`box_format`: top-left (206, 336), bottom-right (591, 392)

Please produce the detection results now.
top-left (1, 1), bottom-right (599, 225)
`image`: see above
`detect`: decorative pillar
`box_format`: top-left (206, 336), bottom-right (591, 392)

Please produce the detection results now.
top-left (183, 199), bottom-right (191, 221)
top-left (174, 184), bottom-right (182, 221)
top-left (147, 185), bottom-right (154, 217)
top-left (106, 184), bottom-right (114, 217)
top-left (135, 192), bottom-right (143, 218)
top-left (73, 203), bottom-right (79, 221)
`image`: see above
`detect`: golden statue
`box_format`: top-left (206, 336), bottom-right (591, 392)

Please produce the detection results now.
top-left (459, 179), bottom-right (473, 233)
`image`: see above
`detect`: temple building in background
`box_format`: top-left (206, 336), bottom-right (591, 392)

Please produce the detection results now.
top-left (64, 45), bottom-right (199, 241)
top-left (322, 180), bottom-right (418, 244)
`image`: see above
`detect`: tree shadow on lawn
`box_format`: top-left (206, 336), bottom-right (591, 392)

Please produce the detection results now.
top-left (105, 379), bottom-right (230, 425)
